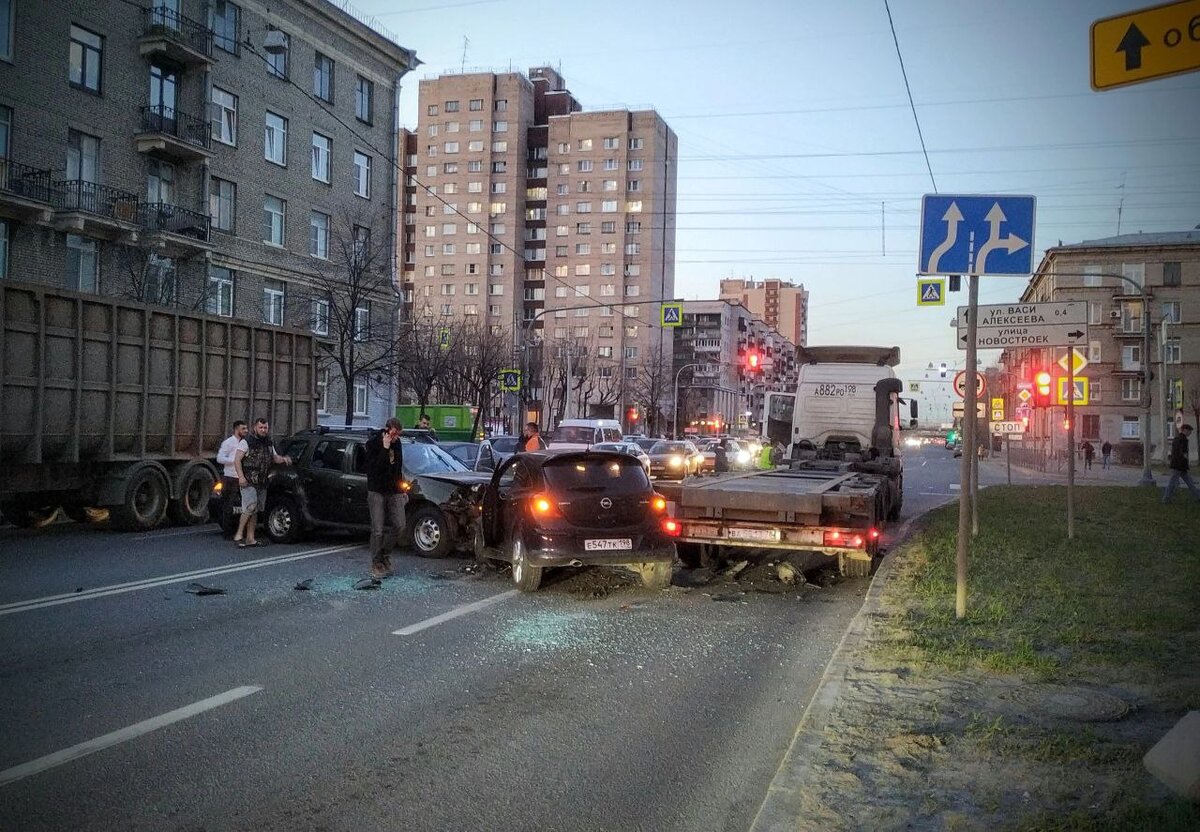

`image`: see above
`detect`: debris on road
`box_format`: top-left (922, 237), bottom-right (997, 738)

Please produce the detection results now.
top-left (672, 567), bottom-right (714, 588)
top-left (293, 578), bottom-right (314, 591)
top-left (184, 582), bottom-right (226, 596)
top-left (775, 562), bottom-right (799, 584)
top-left (725, 560), bottom-right (749, 577)
top-left (352, 577), bottom-right (382, 591)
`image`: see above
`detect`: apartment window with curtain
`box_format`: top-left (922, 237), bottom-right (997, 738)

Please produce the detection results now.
top-left (264, 111), bottom-right (287, 165)
top-left (262, 279), bottom-right (285, 325)
top-left (355, 76), bottom-right (374, 123)
top-left (211, 87), bottom-right (237, 145)
top-left (209, 178), bottom-right (236, 232)
top-left (309, 211), bottom-right (330, 259)
top-left (353, 151), bottom-right (371, 197)
top-left (263, 195), bottom-right (286, 245)
top-left (313, 53), bottom-right (334, 102)
top-left (353, 380), bottom-right (369, 416)
top-left (311, 132), bottom-right (331, 182)
top-left (265, 28), bottom-right (288, 78)
top-left (207, 267), bottom-right (234, 316)
top-left (311, 298), bottom-right (330, 336)
top-left (65, 235), bottom-right (98, 292)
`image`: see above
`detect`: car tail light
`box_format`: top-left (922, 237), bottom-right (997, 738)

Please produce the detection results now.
top-left (851, 535), bottom-right (864, 548)
top-left (869, 528), bottom-right (880, 540)
top-left (212, 480), bottom-right (224, 495)
top-left (650, 495), bottom-right (667, 513)
top-left (398, 479), bottom-right (412, 493)
top-left (530, 493), bottom-right (558, 517)
top-left (662, 518), bottom-right (681, 537)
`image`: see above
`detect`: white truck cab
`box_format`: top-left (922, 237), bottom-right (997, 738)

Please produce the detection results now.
top-left (548, 419), bottom-right (624, 451)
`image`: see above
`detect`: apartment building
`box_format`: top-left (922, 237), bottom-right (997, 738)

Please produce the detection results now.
top-left (673, 300), bottom-right (798, 436)
top-left (405, 66), bottom-right (677, 431)
top-left (719, 277), bottom-right (809, 348)
top-left (0, 0), bottom-right (417, 426)
top-left (1000, 229), bottom-right (1200, 461)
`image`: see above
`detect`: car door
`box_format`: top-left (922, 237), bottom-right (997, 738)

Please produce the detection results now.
top-left (344, 441), bottom-right (372, 526)
top-left (484, 457), bottom-right (532, 546)
top-left (305, 439), bottom-right (350, 522)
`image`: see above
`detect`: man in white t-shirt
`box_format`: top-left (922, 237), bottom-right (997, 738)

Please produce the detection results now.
top-left (215, 421), bottom-right (249, 537)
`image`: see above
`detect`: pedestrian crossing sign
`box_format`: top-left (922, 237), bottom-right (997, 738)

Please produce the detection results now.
top-left (499, 369), bottom-right (522, 392)
top-left (438, 326), bottom-right (451, 350)
top-left (1055, 377), bottom-right (1089, 406)
top-left (661, 303), bottom-right (683, 327)
top-left (917, 278), bottom-right (946, 306)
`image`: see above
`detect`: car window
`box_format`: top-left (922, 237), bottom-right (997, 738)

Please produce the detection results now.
top-left (491, 437), bottom-right (517, 454)
top-left (283, 439), bottom-right (309, 463)
top-left (447, 445), bottom-right (477, 464)
top-left (544, 456), bottom-right (649, 495)
top-left (650, 441), bottom-right (690, 454)
top-left (601, 428), bottom-right (623, 443)
top-left (685, 442), bottom-right (699, 454)
top-left (553, 426), bottom-right (595, 444)
top-left (402, 441), bottom-right (468, 474)
top-left (312, 439), bottom-right (348, 470)
top-left (592, 443), bottom-right (618, 452)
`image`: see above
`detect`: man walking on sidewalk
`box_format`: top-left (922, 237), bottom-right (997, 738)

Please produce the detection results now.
top-left (1162, 424), bottom-right (1200, 503)
top-left (1081, 440), bottom-right (1094, 471)
top-left (1101, 439), bottom-right (1112, 469)
top-left (365, 418), bottom-right (407, 578)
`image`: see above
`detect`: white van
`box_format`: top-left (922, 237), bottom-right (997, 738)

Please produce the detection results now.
top-left (548, 419), bottom-right (624, 450)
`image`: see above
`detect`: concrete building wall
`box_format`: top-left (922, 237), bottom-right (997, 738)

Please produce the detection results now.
top-left (719, 277), bottom-right (809, 347)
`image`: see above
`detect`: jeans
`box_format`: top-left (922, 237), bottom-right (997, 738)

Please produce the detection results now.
top-left (368, 491), bottom-right (408, 561)
top-left (1162, 470), bottom-right (1200, 502)
top-left (1102, 454), bottom-right (1110, 469)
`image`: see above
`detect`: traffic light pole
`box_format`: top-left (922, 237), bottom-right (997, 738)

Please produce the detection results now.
top-left (1067, 347), bottom-right (1076, 540)
top-left (956, 274), bottom-right (978, 620)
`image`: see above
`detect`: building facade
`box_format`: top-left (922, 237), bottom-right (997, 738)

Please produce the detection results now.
top-left (402, 67), bottom-right (677, 432)
top-left (0, 0), bottom-right (417, 427)
top-left (719, 277), bottom-right (809, 348)
top-left (1000, 230), bottom-right (1200, 462)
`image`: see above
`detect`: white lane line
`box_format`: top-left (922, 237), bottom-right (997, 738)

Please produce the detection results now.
top-left (0, 544), bottom-right (359, 616)
top-left (919, 492), bottom-right (952, 496)
top-left (393, 590), bottom-right (519, 636)
top-left (0, 685), bottom-right (263, 787)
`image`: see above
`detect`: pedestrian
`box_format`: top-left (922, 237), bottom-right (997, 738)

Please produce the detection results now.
top-left (232, 417), bottom-right (292, 548)
top-left (1081, 440), bottom-right (1095, 471)
top-left (215, 420), bottom-right (249, 536)
top-left (522, 421), bottom-right (546, 452)
top-left (417, 413), bottom-right (440, 441)
top-left (714, 439), bottom-right (730, 473)
top-left (365, 417), bottom-right (407, 578)
top-left (1162, 424), bottom-right (1200, 503)
top-left (1101, 440), bottom-right (1112, 469)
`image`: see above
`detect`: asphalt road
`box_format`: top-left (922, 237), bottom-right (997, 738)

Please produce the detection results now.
top-left (0, 446), bottom-right (966, 832)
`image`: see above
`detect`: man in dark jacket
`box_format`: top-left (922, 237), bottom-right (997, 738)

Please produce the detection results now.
top-left (365, 418), bottom-right (407, 577)
top-left (1162, 424), bottom-right (1199, 504)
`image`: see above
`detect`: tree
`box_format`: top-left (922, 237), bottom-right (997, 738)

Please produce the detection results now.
top-left (1187, 368), bottom-right (1200, 463)
top-left (629, 335), bottom-right (673, 437)
top-left (111, 245), bottom-right (205, 310)
top-left (298, 208), bottom-right (401, 425)
top-left (396, 318), bottom-right (461, 413)
top-left (452, 320), bottom-right (513, 436)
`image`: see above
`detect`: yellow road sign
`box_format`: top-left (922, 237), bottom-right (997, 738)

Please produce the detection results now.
top-left (990, 397), bottom-right (1004, 411)
top-left (660, 303), bottom-right (683, 327)
top-left (991, 409), bottom-right (1005, 421)
top-left (1056, 377), bottom-right (1090, 406)
top-left (1057, 347), bottom-right (1089, 375)
top-left (1091, 0), bottom-right (1200, 90)
top-left (916, 278), bottom-right (945, 306)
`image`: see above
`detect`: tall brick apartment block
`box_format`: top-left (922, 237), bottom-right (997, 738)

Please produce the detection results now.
top-left (0, 0), bottom-right (417, 426)
top-left (402, 67), bottom-right (677, 431)
top-left (720, 277), bottom-right (809, 348)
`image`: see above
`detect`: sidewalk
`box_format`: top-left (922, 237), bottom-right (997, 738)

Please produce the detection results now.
top-left (980, 454), bottom-right (1170, 487)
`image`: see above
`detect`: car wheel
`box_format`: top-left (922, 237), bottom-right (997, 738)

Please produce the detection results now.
top-left (639, 560), bottom-right (672, 590)
top-left (510, 532), bottom-right (543, 592)
top-left (409, 504), bottom-right (454, 558)
top-left (265, 495), bottom-right (304, 544)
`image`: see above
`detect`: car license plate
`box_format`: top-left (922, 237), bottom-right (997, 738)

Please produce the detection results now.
top-left (584, 538), bottom-right (632, 551)
top-left (727, 527), bottom-right (780, 542)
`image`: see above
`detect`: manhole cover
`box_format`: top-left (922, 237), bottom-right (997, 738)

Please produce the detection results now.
top-left (1002, 684), bottom-right (1130, 722)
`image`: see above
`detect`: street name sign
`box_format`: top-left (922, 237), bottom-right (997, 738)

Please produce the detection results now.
top-left (953, 401), bottom-right (987, 417)
top-left (953, 370), bottom-right (986, 398)
top-left (991, 421), bottom-right (1027, 435)
top-left (957, 301), bottom-right (1087, 349)
top-left (918, 194), bottom-right (1036, 276)
top-left (916, 278), bottom-right (946, 306)
top-left (1091, 0), bottom-right (1200, 90)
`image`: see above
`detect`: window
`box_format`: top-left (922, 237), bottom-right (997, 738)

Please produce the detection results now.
top-left (440, 283), bottom-right (455, 296)
top-left (489, 202), bottom-right (507, 215)
top-left (601, 243), bottom-right (617, 255)
top-left (627, 180), bottom-right (641, 192)
top-left (1122, 262), bottom-right (1145, 289)
top-left (1161, 301), bottom-right (1180, 324)
top-left (576, 243), bottom-right (590, 255)
top-left (1163, 261), bottom-right (1181, 287)
top-left (577, 160), bottom-right (593, 172)
top-left (468, 140), bottom-right (484, 152)
top-left (262, 279), bottom-right (285, 325)
top-left (1121, 416), bottom-right (1140, 439)
top-left (0, 220), bottom-right (7, 280)
top-left (469, 98), bottom-right (483, 111)
top-left (66, 130), bottom-right (100, 182)
top-left (428, 124), bottom-right (438, 138)
top-left (317, 369), bottom-right (329, 413)
top-left (577, 138), bottom-right (592, 151)
top-left (212, 87), bottom-right (237, 145)
top-left (469, 119), bottom-right (483, 132)
top-left (465, 283), bottom-right (479, 295)
top-left (624, 284), bottom-right (640, 297)
top-left (489, 283), bottom-right (504, 295)
top-left (603, 179), bottom-right (618, 191)
top-left (602, 221), bottom-right (616, 233)
top-left (309, 211), bottom-right (330, 259)
top-left (355, 75), bottom-right (374, 123)
top-left (492, 141), bottom-right (507, 152)
top-left (353, 151), bottom-right (371, 198)
top-left (69, 25), bottom-right (103, 93)
top-left (311, 132), bottom-right (331, 182)
top-left (1164, 338), bottom-right (1181, 364)
top-left (209, 1), bottom-right (240, 54)
top-left (444, 141), bottom-right (459, 153)
top-left (625, 243), bottom-right (640, 255)
top-left (491, 182), bottom-right (506, 194)
top-left (626, 221), bottom-right (641, 233)
top-left (1121, 344), bottom-right (1142, 371)
top-left (354, 380), bottom-right (369, 416)
top-left (311, 298), bottom-right (329, 335)
top-left (206, 267), bottom-right (234, 316)
top-left (1088, 301), bottom-right (1102, 325)
top-left (354, 304), bottom-right (370, 341)
top-left (445, 100), bottom-right (459, 112)
top-left (464, 304), bottom-right (478, 316)
top-left (264, 111), bottom-right (287, 165)
top-left (494, 99), bottom-right (507, 112)
top-left (576, 201), bottom-right (592, 213)
top-left (63, 234), bottom-right (97, 292)
top-left (0, 105), bottom-right (8, 158)
top-left (1122, 301), bottom-right (1143, 333)
top-left (603, 137), bottom-right (619, 150)
top-left (601, 200), bottom-right (618, 213)
top-left (628, 159), bottom-right (643, 171)
top-left (146, 158), bottom-right (175, 204)
top-left (352, 225), bottom-right (371, 263)
top-left (313, 53), bottom-right (334, 102)
top-left (603, 158), bottom-right (618, 171)
top-left (1088, 340), bottom-right (1101, 363)
top-left (1120, 378), bottom-right (1141, 402)
top-left (493, 120), bottom-right (508, 133)
top-left (491, 161), bottom-right (507, 173)
top-left (1081, 414), bottom-right (1100, 441)
top-left (575, 264), bottom-right (590, 276)
top-left (627, 200), bottom-right (643, 212)
top-left (577, 181), bottom-right (591, 193)
top-left (445, 121), bottom-right (459, 133)
top-left (263, 195), bottom-right (285, 245)
top-left (427, 104), bottom-right (438, 116)
top-left (265, 28), bottom-right (288, 78)
top-left (1083, 264), bottom-right (1102, 287)
top-left (489, 305), bottom-right (501, 317)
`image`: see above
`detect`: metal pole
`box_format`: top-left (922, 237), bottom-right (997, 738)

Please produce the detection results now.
top-left (1067, 346), bottom-right (1076, 540)
top-left (1141, 285), bottom-right (1155, 485)
top-left (1159, 316), bottom-right (1169, 464)
top-left (1006, 434), bottom-right (1011, 485)
top-left (957, 274), bottom-right (978, 619)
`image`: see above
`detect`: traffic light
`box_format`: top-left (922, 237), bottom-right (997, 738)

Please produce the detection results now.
top-left (746, 350), bottom-right (761, 373)
top-left (1063, 418), bottom-right (1071, 431)
top-left (1034, 370), bottom-right (1053, 408)
top-left (627, 406), bottom-right (639, 424)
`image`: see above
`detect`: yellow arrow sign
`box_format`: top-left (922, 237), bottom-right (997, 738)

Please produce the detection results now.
top-left (1091, 0), bottom-right (1200, 90)
top-left (1057, 347), bottom-right (1089, 375)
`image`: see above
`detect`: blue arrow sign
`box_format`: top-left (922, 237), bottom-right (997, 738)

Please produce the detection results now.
top-left (918, 194), bottom-right (1036, 276)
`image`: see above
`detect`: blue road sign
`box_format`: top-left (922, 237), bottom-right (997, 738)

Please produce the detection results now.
top-left (918, 194), bottom-right (1036, 276)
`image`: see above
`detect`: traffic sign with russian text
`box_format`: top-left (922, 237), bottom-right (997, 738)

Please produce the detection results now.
top-left (917, 278), bottom-right (946, 306)
top-left (1091, 0), bottom-right (1200, 91)
top-left (957, 301), bottom-right (1087, 349)
top-left (991, 421), bottom-right (1027, 435)
top-left (919, 195), bottom-right (1036, 276)
top-left (953, 370), bottom-right (986, 399)
top-left (1056, 377), bottom-right (1089, 406)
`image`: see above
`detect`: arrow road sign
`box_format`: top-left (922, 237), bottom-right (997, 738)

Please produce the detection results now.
top-left (991, 421), bottom-right (1027, 435)
top-left (957, 301), bottom-right (1087, 350)
top-left (918, 194), bottom-right (1036, 276)
top-left (953, 401), bottom-right (987, 417)
top-left (917, 278), bottom-right (946, 306)
top-left (1091, 0), bottom-right (1200, 90)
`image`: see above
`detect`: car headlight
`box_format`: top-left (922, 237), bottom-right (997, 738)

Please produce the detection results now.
top-left (669, 455), bottom-right (683, 467)
top-left (736, 451), bottom-right (751, 465)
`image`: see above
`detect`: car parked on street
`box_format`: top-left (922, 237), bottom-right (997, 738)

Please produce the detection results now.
top-left (472, 450), bottom-right (677, 592)
top-left (645, 440), bottom-right (703, 480)
top-left (439, 440), bottom-right (506, 472)
top-left (480, 435), bottom-right (521, 464)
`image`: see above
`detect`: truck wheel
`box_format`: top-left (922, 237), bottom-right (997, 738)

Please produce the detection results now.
top-left (639, 561), bottom-right (672, 590)
top-left (168, 465), bottom-right (215, 526)
top-left (510, 533), bottom-right (543, 592)
top-left (265, 496), bottom-right (304, 543)
top-left (676, 542), bottom-right (703, 568)
top-left (1, 500), bottom-right (61, 529)
top-left (409, 505), bottom-right (454, 558)
top-left (110, 466), bottom-right (170, 531)
top-left (886, 476), bottom-right (903, 522)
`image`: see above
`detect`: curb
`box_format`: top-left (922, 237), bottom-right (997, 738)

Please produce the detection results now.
top-left (747, 509), bottom-right (930, 832)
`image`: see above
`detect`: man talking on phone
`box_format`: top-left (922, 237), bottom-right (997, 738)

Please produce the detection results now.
top-left (365, 418), bottom-right (407, 578)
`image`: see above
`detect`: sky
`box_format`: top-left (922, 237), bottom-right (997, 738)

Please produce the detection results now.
top-left (352, 0), bottom-right (1200, 384)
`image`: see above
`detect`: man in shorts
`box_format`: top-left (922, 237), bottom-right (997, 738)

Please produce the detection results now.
top-left (233, 417), bottom-right (292, 547)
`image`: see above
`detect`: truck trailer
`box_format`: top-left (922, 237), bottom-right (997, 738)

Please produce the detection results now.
top-left (0, 282), bottom-right (316, 531)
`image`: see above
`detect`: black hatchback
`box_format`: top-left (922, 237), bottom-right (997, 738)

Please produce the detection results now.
top-left (473, 450), bottom-right (677, 592)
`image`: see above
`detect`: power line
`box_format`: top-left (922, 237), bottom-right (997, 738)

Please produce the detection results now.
top-left (884, 0), bottom-right (936, 193)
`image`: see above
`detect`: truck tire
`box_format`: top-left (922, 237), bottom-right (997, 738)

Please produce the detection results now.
top-left (639, 561), bottom-right (672, 590)
top-left (168, 465), bottom-right (215, 526)
top-left (109, 465), bottom-right (170, 532)
top-left (264, 495), bottom-right (304, 543)
top-left (510, 533), bottom-right (543, 592)
top-left (1, 500), bottom-right (61, 529)
top-left (408, 504), bottom-right (454, 558)
top-left (886, 476), bottom-right (903, 522)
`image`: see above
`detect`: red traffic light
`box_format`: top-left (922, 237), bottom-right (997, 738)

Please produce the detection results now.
top-left (747, 351), bottom-right (760, 371)
top-left (627, 406), bottom-right (639, 422)
top-left (1034, 371), bottom-right (1051, 392)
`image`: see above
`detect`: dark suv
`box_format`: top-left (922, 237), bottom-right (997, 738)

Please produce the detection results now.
top-left (211, 427), bottom-right (489, 555)
top-left (473, 450), bottom-right (677, 592)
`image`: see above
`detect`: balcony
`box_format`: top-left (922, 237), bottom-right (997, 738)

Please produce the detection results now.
top-left (138, 202), bottom-right (212, 255)
top-left (135, 105), bottom-right (212, 162)
top-left (138, 7), bottom-right (213, 65)
top-left (52, 180), bottom-right (140, 240)
top-left (0, 158), bottom-right (55, 222)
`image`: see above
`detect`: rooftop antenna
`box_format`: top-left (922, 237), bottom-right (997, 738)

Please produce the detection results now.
top-left (460, 36), bottom-right (469, 73)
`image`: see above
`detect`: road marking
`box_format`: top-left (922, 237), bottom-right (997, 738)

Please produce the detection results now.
top-left (0, 685), bottom-right (262, 787)
top-left (393, 589), bottom-right (519, 636)
top-left (949, 483), bottom-right (961, 491)
top-left (0, 544), bottom-right (359, 617)
top-left (919, 491), bottom-right (952, 496)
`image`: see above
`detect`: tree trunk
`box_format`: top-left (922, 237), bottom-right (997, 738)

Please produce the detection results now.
top-left (344, 378), bottom-right (356, 426)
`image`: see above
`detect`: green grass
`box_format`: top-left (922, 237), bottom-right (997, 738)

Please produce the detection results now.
top-left (874, 486), bottom-right (1200, 678)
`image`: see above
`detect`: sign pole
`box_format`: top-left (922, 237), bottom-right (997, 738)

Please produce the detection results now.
top-left (1067, 348), bottom-right (1076, 540)
top-left (956, 274), bottom-right (977, 619)
top-left (1006, 433), bottom-right (1011, 485)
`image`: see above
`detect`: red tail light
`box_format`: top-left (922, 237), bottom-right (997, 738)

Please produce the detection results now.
top-left (398, 479), bottom-right (412, 492)
top-left (530, 493), bottom-right (558, 517)
top-left (823, 530), bottom-right (841, 546)
top-left (869, 528), bottom-right (880, 540)
top-left (662, 519), bottom-right (681, 537)
top-left (650, 495), bottom-right (667, 513)
top-left (823, 529), bottom-right (866, 548)
top-left (851, 535), bottom-right (864, 548)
